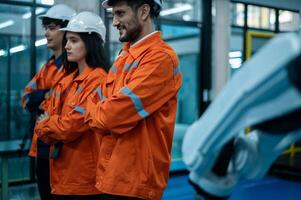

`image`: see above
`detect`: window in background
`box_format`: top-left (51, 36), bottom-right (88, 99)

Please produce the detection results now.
top-left (8, 0), bottom-right (32, 3)
top-left (36, 0), bottom-right (54, 5)
top-left (0, 3), bottom-right (32, 182)
top-left (161, 24), bottom-right (200, 170)
top-left (107, 18), bottom-right (122, 63)
top-left (279, 10), bottom-right (300, 32)
top-left (229, 28), bottom-right (244, 74)
top-left (248, 5), bottom-right (275, 30)
top-left (0, 4), bottom-right (31, 140)
top-left (36, 6), bottom-right (50, 71)
top-left (0, 36), bottom-right (9, 141)
top-left (231, 3), bottom-right (245, 26)
top-left (160, 0), bottom-right (202, 22)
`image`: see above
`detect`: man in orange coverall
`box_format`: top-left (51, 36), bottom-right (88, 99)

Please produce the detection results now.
top-left (22, 4), bottom-right (75, 200)
top-left (85, 0), bottom-right (182, 199)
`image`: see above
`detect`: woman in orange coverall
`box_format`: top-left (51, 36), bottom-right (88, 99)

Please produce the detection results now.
top-left (34, 12), bottom-right (109, 200)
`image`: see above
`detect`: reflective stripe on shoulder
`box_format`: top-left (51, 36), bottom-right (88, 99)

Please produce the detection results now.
top-left (96, 87), bottom-right (106, 100)
top-left (111, 66), bottom-right (117, 73)
top-left (27, 81), bottom-right (37, 90)
top-left (124, 60), bottom-right (139, 72)
top-left (74, 106), bottom-right (86, 115)
top-left (76, 87), bottom-right (83, 94)
top-left (120, 86), bottom-right (149, 118)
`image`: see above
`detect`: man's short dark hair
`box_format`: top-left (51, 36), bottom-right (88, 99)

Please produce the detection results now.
top-left (42, 17), bottom-right (69, 28)
top-left (108, 0), bottom-right (162, 18)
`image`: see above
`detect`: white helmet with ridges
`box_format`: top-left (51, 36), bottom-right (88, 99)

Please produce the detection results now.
top-left (102, 0), bottom-right (162, 13)
top-left (59, 11), bottom-right (106, 41)
top-left (38, 4), bottom-right (76, 21)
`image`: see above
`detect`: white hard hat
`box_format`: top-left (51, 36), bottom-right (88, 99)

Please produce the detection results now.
top-left (38, 4), bottom-right (76, 21)
top-left (60, 11), bottom-right (106, 41)
top-left (102, 0), bottom-right (162, 11)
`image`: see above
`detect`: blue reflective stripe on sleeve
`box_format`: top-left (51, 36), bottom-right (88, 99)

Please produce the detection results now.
top-left (76, 87), bottom-right (83, 94)
top-left (111, 66), bottom-right (117, 73)
top-left (131, 60), bottom-right (139, 69)
top-left (124, 60), bottom-right (139, 71)
top-left (74, 106), bottom-right (86, 115)
top-left (124, 63), bottom-right (131, 71)
top-left (96, 87), bottom-right (106, 100)
top-left (28, 81), bottom-right (37, 89)
top-left (56, 92), bottom-right (60, 97)
top-left (49, 89), bottom-right (53, 96)
top-left (120, 86), bottom-right (149, 118)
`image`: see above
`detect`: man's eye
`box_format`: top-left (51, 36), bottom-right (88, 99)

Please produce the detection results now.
top-left (115, 11), bottom-right (124, 17)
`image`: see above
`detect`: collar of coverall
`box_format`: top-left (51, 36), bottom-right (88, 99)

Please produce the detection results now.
top-left (123, 31), bottom-right (161, 59)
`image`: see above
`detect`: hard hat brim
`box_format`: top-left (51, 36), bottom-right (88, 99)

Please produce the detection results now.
top-left (38, 14), bottom-right (70, 21)
top-left (59, 27), bottom-right (81, 32)
top-left (101, 0), bottom-right (111, 8)
top-left (59, 27), bottom-right (105, 39)
top-left (102, 0), bottom-right (162, 10)
top-left (38, 14), bottom-right (48, 19)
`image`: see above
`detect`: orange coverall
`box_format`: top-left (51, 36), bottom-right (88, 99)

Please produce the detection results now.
top-left (86, 32), bottom-right (182, 199)
top-left (22, 56), bottom-right (66, 157)
top-left (35, 66), bottom-right (107, 195)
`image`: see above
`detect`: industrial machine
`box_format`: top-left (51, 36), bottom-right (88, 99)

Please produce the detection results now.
top-left (182, 32), bottom-right (301, 197)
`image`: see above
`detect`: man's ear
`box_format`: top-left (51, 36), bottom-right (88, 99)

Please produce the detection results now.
top-left (139, 4), bottom-right (151, 21)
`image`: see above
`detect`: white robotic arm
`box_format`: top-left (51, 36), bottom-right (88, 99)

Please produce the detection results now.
top-left (182, 32), bottom-right (301, 197)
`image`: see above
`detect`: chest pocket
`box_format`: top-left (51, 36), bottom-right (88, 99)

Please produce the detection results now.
top-left (124, 59), bottom-right (140, 84)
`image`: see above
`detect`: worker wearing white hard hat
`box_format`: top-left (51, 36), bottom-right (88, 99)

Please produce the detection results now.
top-left (60, 11), bottom-right (106, 40)
top-left (38, 4), bottom-right (76, 21)
top-left (35, 11), bottom-right (109, 199)
top-left (84, 0), bottom-right (182, 199)
top-left (23, 4), bottom-right (76, 200)
top-left (102, 0), bottom-right (162, 17)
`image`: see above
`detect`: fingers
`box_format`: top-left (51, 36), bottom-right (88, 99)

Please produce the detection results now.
top-left (37, 112), bottom-right (49, 123)
top-left (44, 91), bottom-right (50, 99)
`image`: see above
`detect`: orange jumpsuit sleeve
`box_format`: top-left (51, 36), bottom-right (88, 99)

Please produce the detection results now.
top-left (86, 50), bottom-right (182, 134)
top-left (36, 73), bottom-right (106, 143)
top-left (22, 63), bottom-right (60, 111)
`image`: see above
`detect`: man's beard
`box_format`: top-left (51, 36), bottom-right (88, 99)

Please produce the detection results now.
top-left (119, 19), bottom-right (143, 43)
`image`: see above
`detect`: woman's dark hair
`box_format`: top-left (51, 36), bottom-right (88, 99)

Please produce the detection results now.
top-left (42, 17), bottom-right (69, 28)
top-left (62, 32), bottom-right (110, 74)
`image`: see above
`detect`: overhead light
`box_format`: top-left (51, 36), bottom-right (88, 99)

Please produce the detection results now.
top-left (229, 58), bottom-right (242, 69)
top-left (0, 50), bottom-right (6, 56)
top-left (106, 8), bottom-right (113, 12)
top-left (22, 8), bottom-right (46, 19)
top-left (41, 0), bottom-right (54, 5)
top-left (35, 38), bottom-right (47, 47)
top-left (0, 20), bottom-right (14, 29)
top-left (0, 38), bottom-right (47, 57)
top-left (22, 13), bottom-right (31, 19)
top-left (10, 45), bottom-right (26, 54)
top-left (229, 51), bottom-right (242, 58)
top-left (183, 14), bottom-right (191, 21)
top-left (160, 4), bottom-right (193, 16)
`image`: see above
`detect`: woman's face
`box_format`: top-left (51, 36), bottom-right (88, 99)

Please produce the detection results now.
top-left (65, 32), bottom-right (87, 63)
